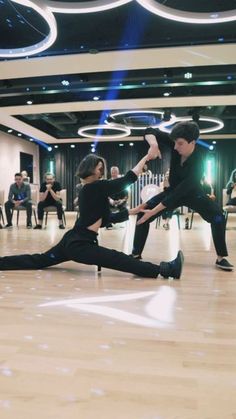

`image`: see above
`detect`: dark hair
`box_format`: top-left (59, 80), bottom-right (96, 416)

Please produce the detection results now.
top-left (170, 121), bottom-right (199, 143)
top-left (76, 154), bottom-right (106, 179)
top-left (15, 172), bottom-right (22, 177)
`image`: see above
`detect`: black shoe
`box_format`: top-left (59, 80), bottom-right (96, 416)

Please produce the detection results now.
top-left (34, 224), bottom-right (42, 230)
top-left (160, 250), bottom-right (184, 279)
top-left (4, 223), bottom-right (13, 229)
top-left (59, 224), bottom-right (65, 229)
top-left (129, 253), bottom-right (142, 260)
top-left (0, 224), bottom-right (2, 229)
top-left (215, 258), bottom-right (234, 271)
top-left (27, 222), bottom-right (32, 229)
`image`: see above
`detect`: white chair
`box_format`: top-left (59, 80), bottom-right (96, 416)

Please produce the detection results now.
top-left (0, 190), bottom-right (5, 225)
top-left (44, 189), bottom-right (67, 226)
top-left (223, 188), bottom-right (236, 224)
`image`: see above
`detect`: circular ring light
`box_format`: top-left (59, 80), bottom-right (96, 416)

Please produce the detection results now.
top-left (46, 0), bottom-right (132, 13)
top-left (159, 116), bottom-right (224, 134)
top-left (107, 110), bottom-right (176, 130)
top-left (0, 0), bottom-right (57, 58)
top-left (136, 0), bottom-right (236, 24)
top-left (78, 124), bottom-right (131, 139)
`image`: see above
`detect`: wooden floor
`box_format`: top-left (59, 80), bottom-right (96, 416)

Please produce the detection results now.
top-left (0, 213), bottom-right (235, 419)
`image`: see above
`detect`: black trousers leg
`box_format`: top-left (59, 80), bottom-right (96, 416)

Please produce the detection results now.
top-left (4, 200), bottom-right (14, 224)
top-left (22, 202), bottom-right (32, 223)
top-left (37, 201), bottom-right (46, 221)
top-left (54, 201), bottom-right (63, 220)
top-left (0, 238), bottom-right (68, 270)
top-left (66, 241), bottom-right (160, 278)
top-left (132, 191), bottom-right (171, 256)
top-left (183, 195), bottom-right (228, 257)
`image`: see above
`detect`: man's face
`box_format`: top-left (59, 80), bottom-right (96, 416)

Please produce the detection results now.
top-left (174, 138), bottom-right (195, 156)
top-left (45, 175), bottom-right (55, 185)
top-left (15, 175), bottom-right (23, 186)
top-left (111, 167), bottom-right (119, 178)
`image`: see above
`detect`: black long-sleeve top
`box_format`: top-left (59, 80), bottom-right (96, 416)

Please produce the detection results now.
top-left (74, 170), bottom-right (137, 230)
top-left (152, 146), bottom-right (204, 209)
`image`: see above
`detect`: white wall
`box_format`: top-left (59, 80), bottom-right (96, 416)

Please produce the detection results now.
top-left (0, 132), bottom-right (39, 202)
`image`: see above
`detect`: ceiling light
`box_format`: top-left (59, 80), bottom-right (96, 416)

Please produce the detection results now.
top-left (7, 129), bottom-right (13, 133)
top-left (184, 72), bottom-right (192, 79)
top-left (209, 145), bottom-right (214, 150)
top-left (17, 133), bottom-right (22, 136)
top-left (212, 141), bottom-right (216, 144)
top-left (107, 110), bottom-right (175, 130)
top-left (163, 92), bottom-right (170, 97)
top-left (61, 79), bottom-right (70, 86)
top-left (129, 142), bottom-right (134, 146)
top-left (136, 1), bottom-right (236, 24)
top-left (159, 116), bottom-right (224, 134)
top-left (78, 124), bottom-right (131, 139)
top-left (54, 145), bottom-right (58, 148)
top-left (0, 0), bottom-right (57, 58)
top-left (27, 100), bottom-right (33, 105)
top-left (70, 144), bottom-right (75, 148)
top-left (48, 146), bottom-right (52, 151)
top-left (93, 96), bottom-right (100, 101)
top-left (46, 0), bottom-right (132, 14)
top-left (119, 143), bottom-right (124, 147)
top-left (29, 138), bottom-right (34, 141)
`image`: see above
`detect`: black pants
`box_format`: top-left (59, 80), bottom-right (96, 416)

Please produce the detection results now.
top-left (5, 200), bottom-right (32, 224)
top-left (38, 200), bottom-right (63, 221)
top-left (0, 229), bottom-right (160, 278)
top-left (132, 191), bottom-right (228, 257)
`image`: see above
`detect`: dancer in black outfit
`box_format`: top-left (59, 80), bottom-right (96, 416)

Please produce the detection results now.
top-left (0, 142), bottom-right (184, 280)
top-left (130, 122), bottom-right (233, 272)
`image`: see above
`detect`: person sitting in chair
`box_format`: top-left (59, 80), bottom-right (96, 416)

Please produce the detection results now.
top-left (226, 169), bottom-right (236, 205)
top-left (106, 166), bottom-right (128, 229)
top-left (4, 172), bottom-right (32, 228)
top-left (34, 172), bottom-right (64, 230)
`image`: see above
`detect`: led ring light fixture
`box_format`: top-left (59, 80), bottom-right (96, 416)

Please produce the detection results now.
top-left (1, 0), bottom-right (236, 58)
top-left (107, 110), bottom-right (176, 130)
top-left (78, 124), bottom-right (131, 139)
top-left (136, 0), bottom-right (236, 24)
top-left (159, 116), bottom-right (224, 134)
top-left (0, 0), bottom-right (57, 58)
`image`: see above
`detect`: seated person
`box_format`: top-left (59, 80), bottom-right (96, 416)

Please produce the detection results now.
top-left (226, 169), bottom-right (236, 205)
top-left (201, 175), bottom-right (216, 200)
top-left (74, 182), bottom-right (83, 210)
top-left (141, 163), bottom-right (152, 176)
top-left (34, 172), bottom-right (64, 230)
top-left (4, 172), bottom-right (32, 228)
top-left (106, 166), bottom-right (128, 229)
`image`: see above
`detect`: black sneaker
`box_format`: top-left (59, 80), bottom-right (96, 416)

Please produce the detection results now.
top-left (59, 224), bottom-right (65, 229)
top-left (160, 250), bottom-right (184, 279)
top-left (4, 223), bottom-right (13, 229)
top-left (34, 224), bottom-right (42, 230)
top-left (27, 222), bottom-right (32, 229)
top-left (215, 258), bottom-right (234, 271)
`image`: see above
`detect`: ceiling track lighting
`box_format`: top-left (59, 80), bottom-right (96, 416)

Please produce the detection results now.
top-left (78, 124), bottom-right (131, 139)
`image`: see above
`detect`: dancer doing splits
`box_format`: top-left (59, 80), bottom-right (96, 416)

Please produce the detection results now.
top-left (0, 139), bottom-right (184, 280)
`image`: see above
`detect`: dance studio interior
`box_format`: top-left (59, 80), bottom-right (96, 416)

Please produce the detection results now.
top-left (0, 1), bottom-right (236, 418)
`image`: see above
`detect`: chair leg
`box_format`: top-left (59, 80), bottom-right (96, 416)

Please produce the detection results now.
top-left (45, 212), bottom-right (48, 226)
top-left (33, 209), bottom-right (37, 225)
top-left (63, 210), bottom-right (66, 226)
top-left (189, 211), bottom-right (194, 229)
top-left (177, 213), bottom-right (180, 230)
top-left (16, 209), bottom-right (20, 226)
top-left (97, 265), bottom-right (102, 274)
top-left (0, 207), bottom-right (4, 224)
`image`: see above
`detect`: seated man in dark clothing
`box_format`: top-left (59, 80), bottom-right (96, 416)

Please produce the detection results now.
top-left (4, 172), bottom-right (32, 228)
top-left (226, 169), bottom-right (236, 205)
top-left (34, 172), bottom-right (64, 230)
top-left (130, 122), bottom-right (233, 272)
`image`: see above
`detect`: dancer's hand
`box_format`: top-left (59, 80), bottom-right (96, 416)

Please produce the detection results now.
top-left (137, 209), bottom-right (154, 224)
top-left (145, 134), bottom-right (162, 160)
top-left (129, 203), bottom-right (146, 216)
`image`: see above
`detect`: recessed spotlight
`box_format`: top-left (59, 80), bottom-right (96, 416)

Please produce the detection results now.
top-left (70, 144), bottom-right (75, 148)
top-left (54, 145), bottom-right (58, 148)
top-left (27, 100), bottom-right (33, 105)
top-left (209, 145), bottom-right (214, 151)
top-left (119, 143), bottom-right (124, 147)
top-left (61, 79), bottom-right (70, 86)
top-left (184, 72), bottom-right (192, 79)
top-left (17, 133), bottom-right (22, 136)
top-left (164, 80), bottom-right (168, 84)
top-left (218, 37), bottom-right (224, 42)
top-left (141, 81), bottom-right (146, 86)
top-left (47, 146), bottom-right (52, 151)
top-left (129, 142), bottom-right (134, 146)
top-left (93, 96), bottom-right (100, 101)
top-left (29, 138), bottom-right (34, 141)
top-left (26, 87), bottom-right (30, 91)
top-left (119, 82), bottom-right (123, 86)
top-left (212, 141), bottom-right (216, 144)
top-left (42, 86), bottom-right (46, 90)
top-left (163, 92), bottom-right (171, 97)
top-left (91, 147), bottom-right (95, 153)
top-left (7, 129), bottom-right (13, 133)
top-left (227, 75), bottom-right (233, 80)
